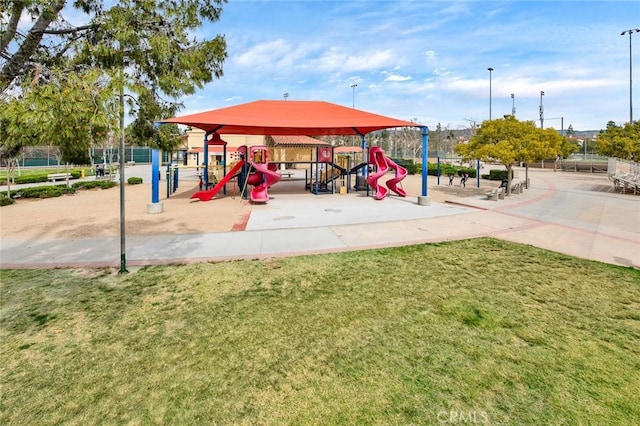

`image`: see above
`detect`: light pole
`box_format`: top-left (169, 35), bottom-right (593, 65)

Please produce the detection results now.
top-left (511, 93), bottom-right (516, 116)
top-left (350, 83), bottom-right (357, 108)
top-left (487, 67), bottom-right (494, 120)
top-left (621, 29), bottom-right (640, 123)
top-left (539, 90), bottom-right (545, 129)
top-left (283, 92), bottom-right (289, 101)
top-left (118, 74), bottom-right (128, 273)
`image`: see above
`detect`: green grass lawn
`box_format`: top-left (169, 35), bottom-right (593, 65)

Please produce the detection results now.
top-left (1, 238), bottom-right (639, 425)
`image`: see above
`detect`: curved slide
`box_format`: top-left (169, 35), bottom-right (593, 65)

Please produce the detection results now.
top-left (366, 146), bottom-right (389, 200)
top-left (384, 157), bottom-right (408, 197)
top-left (366, 146), bottom-right (407, 200)
top-left (248, 146), bottom-right (281, 203)
top-left (190, 160), bottom-right (245, 202)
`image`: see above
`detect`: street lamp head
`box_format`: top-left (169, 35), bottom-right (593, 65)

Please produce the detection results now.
top-left (350, 83), bottom-right (357, 88)
top-left (621, 28), bottom-right (640, 35)
top-left (487, 67), bottom-right (494, 72)
top-left (510, 93), bottom-right (514, 99)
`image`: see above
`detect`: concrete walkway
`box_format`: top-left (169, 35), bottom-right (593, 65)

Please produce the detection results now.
top-left (1, 168), bottom-right (638, 269)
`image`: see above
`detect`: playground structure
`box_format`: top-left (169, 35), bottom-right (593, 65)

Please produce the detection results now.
top-left (189, 145), bottom-right (282, 203)
top-left (168, 142), bottom-right (410, 203)
top-left (156, 100), bottom-right (430, 210)
top-left (366, 146), bottom-right (408, 200)
top-left (306, 146), bottom-right (368, 195)
top-left (189, 161), bottom-right (244, 202)
top-left (243, 145), bottom-right (282, 203)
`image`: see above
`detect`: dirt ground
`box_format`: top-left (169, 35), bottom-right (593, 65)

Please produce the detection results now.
top-left (0, 174), bottom-right (494, 239)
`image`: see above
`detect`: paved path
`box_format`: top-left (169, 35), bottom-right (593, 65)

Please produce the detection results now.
top-left (1, 169), bottom-right (638, 269)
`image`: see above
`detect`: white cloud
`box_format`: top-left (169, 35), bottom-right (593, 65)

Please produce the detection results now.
top-left (385, 74), bottom-right (412, 82)
top-left (234, 39), bottom-right (293, 68)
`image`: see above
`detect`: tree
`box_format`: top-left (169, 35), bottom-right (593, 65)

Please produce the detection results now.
top-left (455, 116), bottom-right (561, 194)
top-left (596, 121), bottom-right (640, 161)
top-left (0, 104), bottom-right (23, 195)
top-left (1, 0), bottom-right (227, 138)
top-left (0, 67), bottom-right (114, 185)
top-left (520, 127), bottom-right (562, 186)
top-left (126, 121), bottom-right (184, 154)
top-left (559, 136), bottom-right (579, 159)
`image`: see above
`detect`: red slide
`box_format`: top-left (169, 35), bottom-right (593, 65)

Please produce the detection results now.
top-left (384, 157), bottom-right (408, 197)
top-left (366, 146), bottom-right (389, 200)
top-left (190, 160), bottom-right (245, 202)
top-left (248, 146), bottom-right (281, 203)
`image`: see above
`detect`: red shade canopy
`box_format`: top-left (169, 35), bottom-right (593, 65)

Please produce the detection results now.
top-left (161, 100), bottom-right (421, 136)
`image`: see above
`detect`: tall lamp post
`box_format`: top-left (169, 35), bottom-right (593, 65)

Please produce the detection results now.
top-left (283, 92), bottom-right (289, 101)
top-left (487, 67), bottom-right (494, 120)
top-left (511, 93), bottom-right (516, 116)
top-left (350, 83), bottom-right (357, 108)
top-left (621, 29), bottom-right (640, 123)
top-left (114, 38), bottom-right (129, 275)
top-left (118, 86), bottom-right (127, 274)
top-left (539, 90), bottom-right (545, 129)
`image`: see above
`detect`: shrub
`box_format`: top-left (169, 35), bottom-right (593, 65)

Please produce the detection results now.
top-left (391, 159), bottom-right (418, 175)
top-left (14, 175), bottom-right (48, 184)
top-left (488, 169), bottom-right (514, 181)
top-left (72, 181), bottom-right (117, 190)
top-left (3, 169), bottom-right (85, 185)
top-left (128, 177), bottom-right (143, 185)
top-left (0, 195), bottom-right (15, 206)
top-left (12, 185), bottom-right (76, 199)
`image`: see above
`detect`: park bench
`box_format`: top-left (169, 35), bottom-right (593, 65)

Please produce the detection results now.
top-left (610, 171), bottom-right (639, 194)
top-left (279, 171), bottom-right (294, 179)
top-left (485, 187), bottom-right (504, 201)
top-left (511, 181), bottom-right (523, 194)
top-left (96, 174), bottom-right (116, 181)
top-left (499, 179), bottom-right (525, 195)
top-left (47, 173), bottom-right (71, 182)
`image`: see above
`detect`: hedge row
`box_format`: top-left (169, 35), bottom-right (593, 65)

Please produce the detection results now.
top-left (0, 169), bottom-right (83, 185)
top-left (0, 181), bottom-right (118, 206)
top-left (482, 169), bottom-right (515, 181)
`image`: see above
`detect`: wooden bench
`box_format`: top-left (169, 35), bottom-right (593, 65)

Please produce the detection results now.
top-left (280, 172), bottom-right (294, 179)
top-left (47, 173), bottom-right (71, 182)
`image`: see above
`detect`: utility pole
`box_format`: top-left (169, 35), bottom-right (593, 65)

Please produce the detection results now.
top-left (487, 67), bottom-right (494, 120)
top-left (350, 83), bottom-right (357, 109)
top-left (539, 91), bottom-right (545, 129)
top-left (621, 29), bottom-right (640, 123)
top-left (511, 93), bottom-right (516, 116)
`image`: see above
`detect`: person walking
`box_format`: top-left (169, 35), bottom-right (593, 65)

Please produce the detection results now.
top-left (460, 172), bottom-right (468, 188)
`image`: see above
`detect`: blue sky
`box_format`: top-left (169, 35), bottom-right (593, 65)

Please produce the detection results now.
top-left (177, 0), bottom-right (638, 132)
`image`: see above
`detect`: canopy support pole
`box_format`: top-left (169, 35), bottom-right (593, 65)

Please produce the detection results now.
top-left (418, 126), bottom-right (431, 206)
